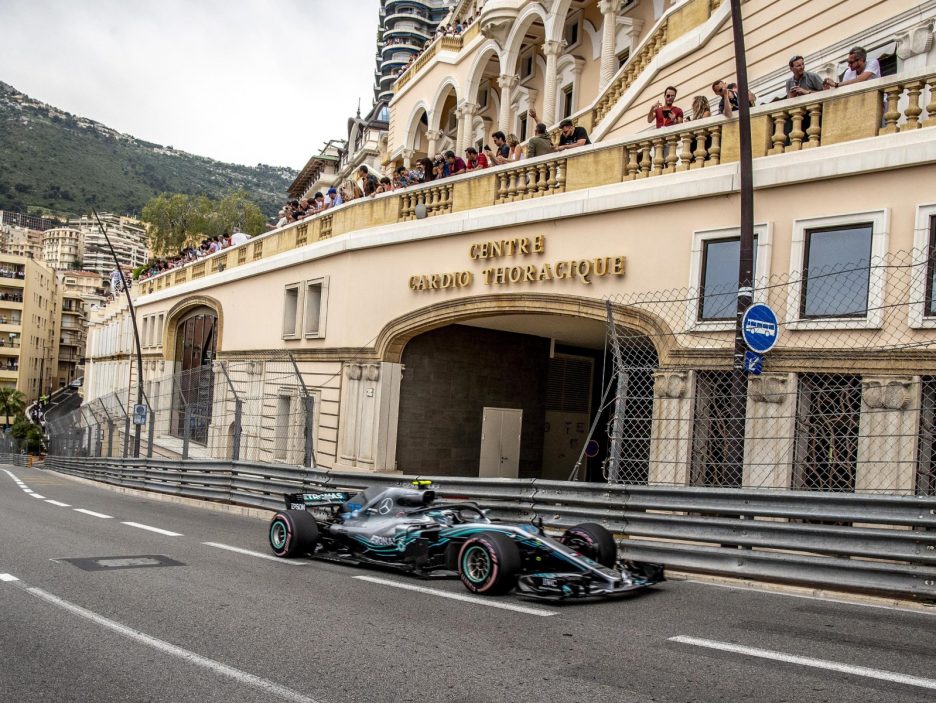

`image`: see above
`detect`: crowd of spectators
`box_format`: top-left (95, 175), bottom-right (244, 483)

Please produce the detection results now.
top-left (137, 231), bottom-right (252, 282)
top-left (645, 46), bottom-right (883, 129)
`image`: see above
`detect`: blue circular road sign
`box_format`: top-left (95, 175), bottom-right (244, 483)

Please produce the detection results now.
top-left (741, 303), bottom-right (779, 354)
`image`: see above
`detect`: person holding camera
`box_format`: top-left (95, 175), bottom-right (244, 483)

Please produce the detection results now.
top-left (647, 86), bottom-right (684, 128)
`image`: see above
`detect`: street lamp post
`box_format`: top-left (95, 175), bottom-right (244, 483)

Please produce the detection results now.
top-left (92, 210), bottom-right (145, 457)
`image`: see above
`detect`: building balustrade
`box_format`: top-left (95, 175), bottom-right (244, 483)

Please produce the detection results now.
top-left (495, 157), bottom-right (567, 203)
top-left (137, 69), bottom-right (936, 299)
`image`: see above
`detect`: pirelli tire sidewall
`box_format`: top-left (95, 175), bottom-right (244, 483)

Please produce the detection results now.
top-left (269, 509), bottom-right (319, 558)
top-left (457, 531), bottom-right (521, 595)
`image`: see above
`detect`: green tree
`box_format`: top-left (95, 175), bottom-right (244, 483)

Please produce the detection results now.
top-left (0, 388), bottom-right (25, 431)
top-left (11, 416), bottom-right (44, 454)
top-left (141, 190), bottom-right (266, 255)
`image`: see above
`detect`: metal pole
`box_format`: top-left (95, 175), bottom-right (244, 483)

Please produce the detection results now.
top-left (219, 362), bottom-right (243, 461)
top-left (287, 353), bottom-right (316, 469)
top-left (92, 210), bottom-right (145, 457)
top-left (729, 0), bottom-right (755, 480)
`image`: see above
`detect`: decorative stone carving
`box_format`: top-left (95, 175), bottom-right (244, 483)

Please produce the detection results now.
top-left (365, 364), bottom-right (380, 382)
top-left (653, 370), bottom-right (688, 398)
top-left (862, 378), bottom-right (913, 410)
top-left (749, 374), bottom-right (787, 404)
top-left (896, 21), bottom-right (934, 60)
top-left (347, 363), bottom-right (362, 381)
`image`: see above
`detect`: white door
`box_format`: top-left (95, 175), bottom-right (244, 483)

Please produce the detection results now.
top-left (479, 407), bottom-right (522, 478)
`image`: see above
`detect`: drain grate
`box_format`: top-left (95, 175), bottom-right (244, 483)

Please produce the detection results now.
top-left (55, 555), bottom-right (185, 571)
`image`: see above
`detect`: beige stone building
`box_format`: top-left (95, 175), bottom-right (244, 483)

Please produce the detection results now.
top-left (0, 222), bottom-right (44, 260)
top-left (0, 253), bottom-right (59, 403)
top-left (71, 213), bottom-right (148, 278)
top-left (83, 0), bottom-right (936, 494)
top-left (42, 226), bottom-right (83, 271)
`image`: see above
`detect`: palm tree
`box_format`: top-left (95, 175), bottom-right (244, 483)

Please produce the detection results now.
top-left (0, 387), bottom-right (26, 431)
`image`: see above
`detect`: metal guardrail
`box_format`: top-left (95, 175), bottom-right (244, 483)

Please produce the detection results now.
top-left (39, 456), bottom-right (936, 602)
top-left (0, 453), bottom-right (28, 467)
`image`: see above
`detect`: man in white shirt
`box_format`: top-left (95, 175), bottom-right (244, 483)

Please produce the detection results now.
top-left (230, 231), bottom-right (251, 246)
top-left (824, 46), bottom-right (881, 89)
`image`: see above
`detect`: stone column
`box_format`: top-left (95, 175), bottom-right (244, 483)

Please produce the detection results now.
top-left (648, 370), bottom-right (694, 485)
top-left (857, 376), bottom-right (921, 493)
top-left (452, 105), bottom-right (465, 155)
top-left (402, 148), bottom-right (414, 168)
top-left (458, 102), bottom-right (479, 154)
top-left (540, 39), bottom-right (565, 126)
top-left (425, 129), bottom-right (443, 158)
top-left (497, 74), bottom-right (519, 133)
top-left (598, 0), bottom-right (624, 89)
top-left (743, 373), bottom-right (797, 488)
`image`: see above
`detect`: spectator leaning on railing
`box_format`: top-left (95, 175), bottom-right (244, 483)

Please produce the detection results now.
top-left (555, 119), bottom-right (590, 151)
top-left (647, 86), bottom-right (684, 128)
top-left (823, 46), bottom-right (881, 89)
top-left (785, 55), bottom-right (824, 98)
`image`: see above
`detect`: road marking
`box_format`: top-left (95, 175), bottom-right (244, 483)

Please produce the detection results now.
top-left (121, 522), bottom-right (182, 536)
top-left (0, 576), bottom-right (322, 703)
top-left (23, 488), bottom-right (33, 493)
top-left (203, 542), bottom-right (310, 565)
top-left (669, 635), bottom-right (936, 690)
top-left (353, 575), bottom-right (557, 617)
top-left (29, 494), bottom-right (46, 499)
top-left (45, 500), bottom-right (71, 507)
top-left (74, 508), bottom-right (113, 519)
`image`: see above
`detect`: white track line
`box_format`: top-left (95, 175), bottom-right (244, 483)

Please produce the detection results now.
top-left (29, 493), bottom-right (45, 499)
top-left (0, 575), bottom-right (322, 703)
top-left (202, 542), bottom-right (310, 565)
top-left (121, 522), bottom-right (182, 536)
top-left (22, 488), bottom-right (33, 493)
top-left (353, 575), bottom-right (557, 617)
top-left (669, 635), bottom-right (936, 690)
top-left (74, 509), bottom-right (113, 519)
top-left (45, 500), bottom-right (71, 507)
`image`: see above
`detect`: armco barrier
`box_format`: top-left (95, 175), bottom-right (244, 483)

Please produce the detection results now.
top-left (40, 456), bottom-right (936, 602)
top-left (0, 453), bottom-right (28, 467)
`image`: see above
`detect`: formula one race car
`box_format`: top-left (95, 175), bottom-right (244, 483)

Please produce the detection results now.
top-left (267, 483), bottom-right (664, 600)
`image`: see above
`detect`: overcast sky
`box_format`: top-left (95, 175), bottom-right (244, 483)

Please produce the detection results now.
top-left (0, 0), bottom-right (380, 169)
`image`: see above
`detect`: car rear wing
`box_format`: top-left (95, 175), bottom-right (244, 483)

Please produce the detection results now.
top-left (284, 491), bottom-right (352, 510)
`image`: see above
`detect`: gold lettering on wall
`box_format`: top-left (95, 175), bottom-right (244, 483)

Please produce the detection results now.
top-left (412, 235), bottom-right (625, 292)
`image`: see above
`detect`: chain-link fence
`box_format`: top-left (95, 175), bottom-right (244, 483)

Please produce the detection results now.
top-left (45, 356), bottom-right (321, 468)
top-left (603, 247), bottom-right (936, 495)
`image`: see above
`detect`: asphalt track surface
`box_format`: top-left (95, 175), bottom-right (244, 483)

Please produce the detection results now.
top-left (2, 464), bottom-right (935, 703)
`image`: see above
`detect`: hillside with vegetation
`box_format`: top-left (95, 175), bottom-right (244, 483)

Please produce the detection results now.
top-left (0, 80), bottom-right (296, 219)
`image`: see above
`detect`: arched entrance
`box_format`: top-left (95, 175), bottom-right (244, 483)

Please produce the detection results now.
top-left (171, 306), bottom-right (217, 444)
top-left (379, 297), bottom-right (663, 481)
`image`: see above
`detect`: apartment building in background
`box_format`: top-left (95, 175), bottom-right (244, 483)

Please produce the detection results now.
top-left (71, 213), bottom-right (148, 277)
top-left (376, 0), bottom-right (455, 102)
top-left (42, 226), bottom-right (83, 270)
top-left (0, 253), bottom-right (59, 403)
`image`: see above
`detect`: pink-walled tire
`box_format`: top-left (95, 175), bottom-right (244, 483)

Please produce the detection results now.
top-left (561, 522), bottom-right (617, 568)
top-left (269, 510), bottom-right (318, 558)
top-left (457, 532), bottom-right (520, 595)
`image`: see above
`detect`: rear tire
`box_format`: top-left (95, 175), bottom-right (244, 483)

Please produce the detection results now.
top-left (269, 510), bottom-right (319, 558)
top-left (457, 532), bottom-right (520, 595)
top-left (561, 522), bottom-right (617, 568)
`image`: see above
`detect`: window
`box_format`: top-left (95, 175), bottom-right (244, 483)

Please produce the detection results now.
top-left (283, 284), bottom-right (300, 338)
top-left (617, 48), bottom-right (630, 69)
top-left (793, 374), bottom-right (861, 492)
top-left (304, 277), bottom-right (328, 338)
top-left (156, 314), bottom-right (164, 347)
top-left (910, 205), bottom-right (936, 328)
top-left (926, 215), bottom-right (936, 317)
top-left (800, 224), bottom-right (873, 318)
top-left (787, 211), bottom-right (888, 330)
top-left (688, 224), bottom-right (771, 330)
top-left (518, 111), bottom-right (528, 142)
top-left (698, 237), bottom-right (759, 320)
top-left (563, 17), bottom-right (580, 49)
top-left (562, 84), bottom-right (574, 119)
top-left (520, 47), bottom-right (535, 81)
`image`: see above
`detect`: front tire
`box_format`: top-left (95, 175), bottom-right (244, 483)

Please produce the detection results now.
top-left (457, 532), bottom-right (520, 595)
top-left (269, 510), bottom-right (318, 558)
top-left (561, 522), bottom-right (617, 568)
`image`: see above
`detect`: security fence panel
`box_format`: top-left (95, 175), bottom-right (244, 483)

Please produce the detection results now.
top-left (602, 249), bottom-right (936, 495)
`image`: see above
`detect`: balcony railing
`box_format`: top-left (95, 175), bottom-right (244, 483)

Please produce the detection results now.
top-left (137, 69), bottom-right (936, 299)
top-left (393, 35), bottom-right (463, 91)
